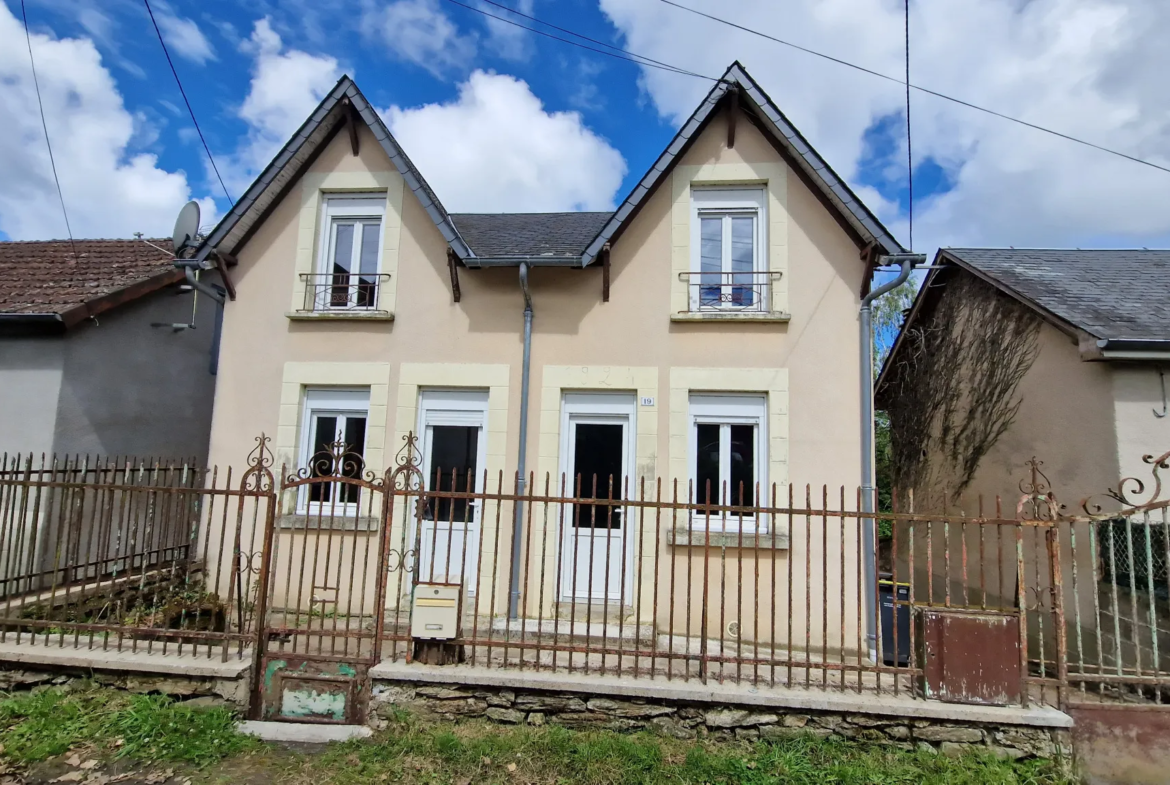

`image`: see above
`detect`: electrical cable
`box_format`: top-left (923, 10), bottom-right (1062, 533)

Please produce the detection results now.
top-left (657, 0), bottom-right (1170, 177)
top-left (439, 0), bottom-right (718, 81)
top-left (143, 0), bottom-right (234, 206)
top-left (21, 0), bottom-right (77, 259)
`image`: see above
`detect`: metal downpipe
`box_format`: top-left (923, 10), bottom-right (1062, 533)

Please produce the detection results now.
top-left (508, 262), bottom-right (533, 619)
top-left (860, 253), bottom-right (919, 659)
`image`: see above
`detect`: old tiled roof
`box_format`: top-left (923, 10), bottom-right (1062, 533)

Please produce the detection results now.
top-left (0, 238), bottom-right (177, 318)
top-left (450, 212), bottom-right (612, 260)
top-left (943, 248), bottom-right (1170, 341)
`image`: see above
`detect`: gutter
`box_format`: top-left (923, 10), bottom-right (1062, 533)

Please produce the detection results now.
top-left (463, 255), bottom-right (584, 269)
top-left (1081, 337), bottom-right (1170, 361)
top-left (508, 262), bottom-right (534, 619)
top-left (0, 313), bottom-right (64, 325)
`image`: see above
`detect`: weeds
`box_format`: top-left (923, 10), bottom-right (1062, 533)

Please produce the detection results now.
top-left (0, 686), bottom-right (259, 768)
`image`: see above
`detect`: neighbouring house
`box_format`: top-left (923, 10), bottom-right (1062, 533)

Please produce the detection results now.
top-left (877, 248), bottom-right (1170, 511)
top-left (191, 61), bottom-right (906, 668)
top-left (0, 238), bottom-right (222, 462)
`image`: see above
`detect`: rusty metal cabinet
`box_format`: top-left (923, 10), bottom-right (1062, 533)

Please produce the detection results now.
top-left (916, 608), bottom-right (1022, 706)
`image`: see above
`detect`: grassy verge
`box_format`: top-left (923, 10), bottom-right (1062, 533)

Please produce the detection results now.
top-left (0, 687), bottom-right (1072, 784)
top-left (0, 685), bottom-right (260, 768)
top-left (282, 712), bottom-right (1073, 785)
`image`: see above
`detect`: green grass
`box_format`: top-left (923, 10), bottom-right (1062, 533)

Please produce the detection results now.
top-left (0, 685), bottom-right (261, 768)
top-left (0, 687), bottom-right (1073, 784)
top-left (290, 713), bottom-right (1073, 785)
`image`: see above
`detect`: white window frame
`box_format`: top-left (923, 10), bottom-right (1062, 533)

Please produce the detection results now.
top-left (689, 394), bottom-right (767, 532)
top-left (689, 188), bottom-right (768, 312)
top-left (315, 194), bottom-right (387, 311)
top-left (297, 388), bottom-right (371, 515)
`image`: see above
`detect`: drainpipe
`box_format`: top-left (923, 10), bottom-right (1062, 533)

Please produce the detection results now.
top-left (860, 252), bottom-right (922, 659)
top-left (508, 262), bottom-right (534, 619)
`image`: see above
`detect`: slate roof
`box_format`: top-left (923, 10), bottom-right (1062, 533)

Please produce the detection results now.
top-left (942, 248), bottom-right (1170, 341)
top-left (0, 238), bottom-right (177, 319)
top-left (451, 212), bottom-right (612, 260)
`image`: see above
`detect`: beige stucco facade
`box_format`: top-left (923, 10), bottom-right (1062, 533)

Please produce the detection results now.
top-left (205, 106), bottom-right (870, 653)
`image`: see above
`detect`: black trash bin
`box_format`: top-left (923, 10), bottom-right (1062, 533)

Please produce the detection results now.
top-left (878, 574), bottom-right (910, 666)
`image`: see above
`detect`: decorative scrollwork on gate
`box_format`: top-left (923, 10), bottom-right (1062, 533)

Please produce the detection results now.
top-left (1079, 449), bottom-right (1170, 518)
top-left (286, 434), bottom-right (384, 488)
top-left (1016, 458), bottom-right (1059, 520)
top-left (386, 548), bottom-right (416, 574)
top-left (389, 432), bottom-right (424, 492)
top-left (236, 549), bottom-right (266, 576)
top-left (240, 434), bottom-right (275, 493)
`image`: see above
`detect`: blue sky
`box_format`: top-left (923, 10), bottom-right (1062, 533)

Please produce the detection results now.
top-left (4, 0), bottom-right (1170, 254)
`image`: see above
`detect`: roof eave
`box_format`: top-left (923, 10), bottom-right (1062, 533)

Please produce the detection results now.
top-left (580, 62), bottom-right (905, 267)
top-left (464, 255), bottom-right (585, 269)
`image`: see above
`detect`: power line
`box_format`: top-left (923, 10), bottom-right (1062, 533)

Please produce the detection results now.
top-left (439, 0), bottom-right (718, 81)
top-left (657, 0), bottom-right (1170, 177)
top-left (904, 0), bottom-right (913, 250)
top-left (21, 0), bottom-right (77, 259)
top-left (143, 0), bottom-right (234, 206)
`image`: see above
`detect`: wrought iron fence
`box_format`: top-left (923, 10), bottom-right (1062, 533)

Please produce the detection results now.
top-left (1, 436), bottom-right (1168, 712)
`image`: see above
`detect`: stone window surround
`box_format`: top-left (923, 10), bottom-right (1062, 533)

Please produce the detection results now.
top-left (289, 170), bottom-right (405, 320)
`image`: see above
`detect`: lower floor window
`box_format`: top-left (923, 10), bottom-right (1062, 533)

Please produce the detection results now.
top-left (690, 394), bottom-right (766, 529)
top-left (300, 388), bottom-right (369, 512)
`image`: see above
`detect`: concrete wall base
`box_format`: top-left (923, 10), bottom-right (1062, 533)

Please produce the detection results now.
top-left (370, 679), bottom-right (1073, 764)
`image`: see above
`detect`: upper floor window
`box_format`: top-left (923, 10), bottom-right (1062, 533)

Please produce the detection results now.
top-left (688, 188), bottom-right (768, 313)
top-left (304, 194), bottom-right (389, 312)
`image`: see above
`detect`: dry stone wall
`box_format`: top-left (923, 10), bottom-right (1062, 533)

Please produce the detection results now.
top-left (370, 680), bottom-right (1070, 762)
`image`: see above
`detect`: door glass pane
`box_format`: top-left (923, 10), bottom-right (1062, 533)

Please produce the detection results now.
top-left (330, 222), bottom-right (355, 306)
top-left (729, 423), bottom-right (755, 507)
top-left (695, 423), bottom-right (720, 506)
top-left (341, 416), bottom-right (367, 504)
top-left (357, 221), bottom-right (380, 308)
top-left (699, 216), bottom-right (722, 307)
top-left (730, 216), bottom-right (755, 307)
top-left (425, 425), bottom-right (479, 522)
top-left (309, 415), bottom-right (338, 502)
top-left (572, 423), bottom-right (623, 529)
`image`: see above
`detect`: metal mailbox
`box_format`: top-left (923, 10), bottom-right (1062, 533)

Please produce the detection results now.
top-left (411, 583), bottom-right (461, 640)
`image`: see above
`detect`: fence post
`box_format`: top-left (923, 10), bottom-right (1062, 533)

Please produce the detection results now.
top-left (1047, 524), bottom-right (1068, 709)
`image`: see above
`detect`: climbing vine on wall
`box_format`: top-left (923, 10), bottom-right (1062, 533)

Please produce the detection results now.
top-left (884, 272), bottom-right (1041, 507)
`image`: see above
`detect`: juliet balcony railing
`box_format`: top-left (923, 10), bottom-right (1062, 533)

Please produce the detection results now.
top-left (679, 270), bottom-right (781, 314)
top-left (299, 272), bottom-right (391, 313)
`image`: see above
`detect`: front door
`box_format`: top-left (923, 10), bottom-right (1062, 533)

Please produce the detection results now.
top-left (417, 390), bottom-right (486, 590)
top-left (560, 394), bottom-right (634, 603)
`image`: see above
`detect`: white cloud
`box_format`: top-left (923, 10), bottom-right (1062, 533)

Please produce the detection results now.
top-left (364, 0), bottom-right (477, 76)
top-left (0, 4), bottom-right (214, 240)
top-left (155, 10), bottom-right (216, 65)
top-left (383, 70), bottom-right (627, 212)
top-left (227, 18), bottom-right (342, 194)
top-left (598, 0), bottom-right (1170, 255)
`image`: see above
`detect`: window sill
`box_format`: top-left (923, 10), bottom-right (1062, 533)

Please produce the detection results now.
top-left (668, 527), bottom-right (789, 550)
top-left (279, 514), bottom-right (380, 532)
top-left (671, 311), bottom-right (791, 323)
top-left (286, 310), bottom-right (395, 322)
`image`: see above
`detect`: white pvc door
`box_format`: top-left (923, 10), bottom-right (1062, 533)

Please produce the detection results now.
top-left (559, 394), bottom-right (635, 603)
top-left (417, 391), bottom-right (487, 589)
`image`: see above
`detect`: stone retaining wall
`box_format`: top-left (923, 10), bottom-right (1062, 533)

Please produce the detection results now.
top-left (0, 666), bottom-right (248, 709)
top-left (370, 681), bottom-right (1071, 762)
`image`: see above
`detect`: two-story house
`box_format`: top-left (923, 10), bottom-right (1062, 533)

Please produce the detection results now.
top-left (192, 62), bottom-right (904, 668)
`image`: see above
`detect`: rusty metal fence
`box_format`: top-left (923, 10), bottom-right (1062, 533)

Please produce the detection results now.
top-left (2, 435), bottom-right (1169, 715)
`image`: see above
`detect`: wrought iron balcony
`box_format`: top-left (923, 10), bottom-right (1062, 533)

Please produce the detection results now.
top-left (679, 271), bottom-right (781, 313)
top-left (299, 272), bottom-right (390, 313)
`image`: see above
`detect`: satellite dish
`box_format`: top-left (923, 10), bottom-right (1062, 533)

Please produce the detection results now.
top-left (172, 201), bottom-right (201, 256)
